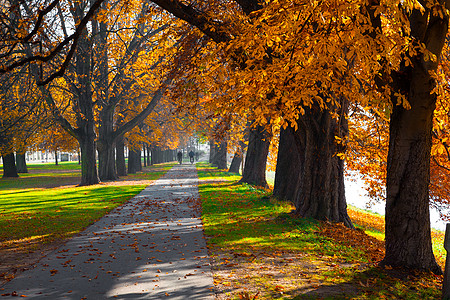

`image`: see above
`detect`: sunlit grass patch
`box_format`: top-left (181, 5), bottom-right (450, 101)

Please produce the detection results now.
top-left (0, 162), bottom-right (174, 249)
top-left (198, 163), bottom-right (444, 299)
top-left (0, 185), bottom-right (146, 245)
top-left (198, 171), bottom-right (368, 262)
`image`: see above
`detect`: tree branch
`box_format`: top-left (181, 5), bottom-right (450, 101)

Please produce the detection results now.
top-left (150, 0), bottom-right (231, 43)
top-left (112, 77), bottom-right (173, 141)
top-left (0, 0), bottom-right (107, 86)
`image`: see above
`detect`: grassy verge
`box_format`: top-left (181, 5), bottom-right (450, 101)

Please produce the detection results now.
top-left (0, 162), bottom-right (175, 281)
top-left (197, 162), bottom-right (443, 299)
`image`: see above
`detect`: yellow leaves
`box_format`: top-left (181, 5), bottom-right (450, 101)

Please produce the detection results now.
top-left (432, 143), bottom-right (446, 156)
top-left (423, 49), bottom-right (437, 63)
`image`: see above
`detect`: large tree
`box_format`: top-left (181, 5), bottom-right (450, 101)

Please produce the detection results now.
top-left (366, 0), bottom-right (449, 274)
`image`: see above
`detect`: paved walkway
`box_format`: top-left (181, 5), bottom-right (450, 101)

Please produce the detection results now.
top-left (0, 164), bottom-right (214, 299)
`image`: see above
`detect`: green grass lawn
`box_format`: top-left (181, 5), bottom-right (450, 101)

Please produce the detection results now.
top-left (25, 161), bottom-right (82, 171)
top-left (0, 162), bottom-right (175, 249)
top-left (197, 162), bottom-right (443, 300)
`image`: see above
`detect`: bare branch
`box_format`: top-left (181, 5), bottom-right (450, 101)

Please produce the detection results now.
top-left (0, 0), bottom-right (107, 86)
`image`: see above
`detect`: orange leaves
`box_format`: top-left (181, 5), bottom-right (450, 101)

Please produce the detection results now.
top-left (347, 208), bottom-right (385, 234)
top-left (320, 221), bottom-right (385, 263)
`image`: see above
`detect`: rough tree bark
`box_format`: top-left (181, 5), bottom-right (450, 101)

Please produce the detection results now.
top-left (98, 138), bottom-right (117, 181)
top-left (289, 104), bottom-right (353, 228)
top-left (229, 141), bottom-right (245, 173)
top-left (95, 14), bottom-right (118, 181)
top-left (128, 148), bottom-right (141, 174)
top-left (146, 145), bottom-right (151, 165)
top-left (368, 1), bottom-right (448, 274)
top-left (273, 125), bottom-right (301, 202)
top-left (215, 140), bottom-right (227, 169)
top-left (54, 151), bottom-right (58, 166)
top-left (2, 153), bottom-right (18, 178)
top-left (209, 139), bottom-right (216, 165)
top-left (78, 130), bottom-right (99, 186)
top-left (128, 149), bottom-right (138, 174)
top-left (239, 124), bottom-right (271, 188)
top-left (137, 150), bottom-right (142, 171)
top-left (382, 71), bottom-right (441, 273)
top-left (115, 136), bottom-right (126, 176)
top-left (229, 152), bottom-right (242, 173)
top-left (151, 147), bottom-right (161, 164)
top-left (15, 153), bottom-right (28, 173)
top-left (75, 46), bottom-right (100, 185)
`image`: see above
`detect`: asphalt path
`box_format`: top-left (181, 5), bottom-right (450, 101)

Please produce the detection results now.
top-left (0, 163), bottom-right (214, 299)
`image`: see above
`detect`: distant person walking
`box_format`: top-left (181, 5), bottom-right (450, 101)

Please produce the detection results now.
top-left (177, 151), bottom-right (183, 164)
top-left (189, 150), bottom-right (195, 164)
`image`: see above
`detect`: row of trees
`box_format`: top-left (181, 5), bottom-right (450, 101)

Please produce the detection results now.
top-left (0, 0), bottom-right (197, 183)
top-left (1, 0), bottom-right (450, 275)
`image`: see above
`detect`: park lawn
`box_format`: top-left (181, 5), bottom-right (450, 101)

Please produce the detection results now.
top-left (197, 162), bottom-right (443, 300)
top-left (0, 162), bottom-right (81, 190)
top-left (0, 162), bottom-right (176, 281)
top-left (26, 161), bottom-right (82, 172)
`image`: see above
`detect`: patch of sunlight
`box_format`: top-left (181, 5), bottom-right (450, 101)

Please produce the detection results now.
top-left (3, 234), bottom-right (51, 246)
top-left (363, 229), bottom-right (384, 241)
top-left (225, 237), bottom-right (268, 247)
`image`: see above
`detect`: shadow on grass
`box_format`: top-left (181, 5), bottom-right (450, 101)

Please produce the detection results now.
top-left (292, 266), bottom-right (441, 299)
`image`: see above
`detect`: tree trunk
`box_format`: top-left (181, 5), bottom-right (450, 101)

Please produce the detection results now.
top-left (147, 145), bottom-right (152, 166)
top-left (216, 140), bottom-right (227, 169)
top-left (159, 148), bottom-right (164, 164)
top-left (165, 150), bottom-right (170, 162)
top-left (150, 147), bottom-right (154, 165)
top-left (209, 139), bottom-right (216, 164)
top-left (79, 134), bottom-right (100, 186)
top-left (55, 151), bottom-right (58, 166)
top-left (364, 0), bottom-right (447, 274)
top-left (292, 105), bottom-right (353, 228)
top-left (73, 12), bottom-right (99, 186)
top-left (229, 151), bottom-right (242, 173)
top-left (137, 149), bottom-right (142, 171)
top-left (98, 139), bottom-right (117, 181)
top-left (128, 149), bottom-right (137, 174)
top-left (116, 137), bottom-right (126, 176)
top-left (151, 147), bottom-right (162, 164)
top-left (95, 16), bottom-right (116, 182)
top-left (240, 125), bottom-right (271, 188)
top-left (273, 126), bottom-right (301, 201)
top-left (2, 153), bottom-right (18, 178)
top-left (128, 148), bottom-right (141, 174)
top-left (15, 153), bottom-right (28, 173)
top-left (143, 144), bottom-right (147, 167)
top-left (381, 61), bottom-right (442, 274)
